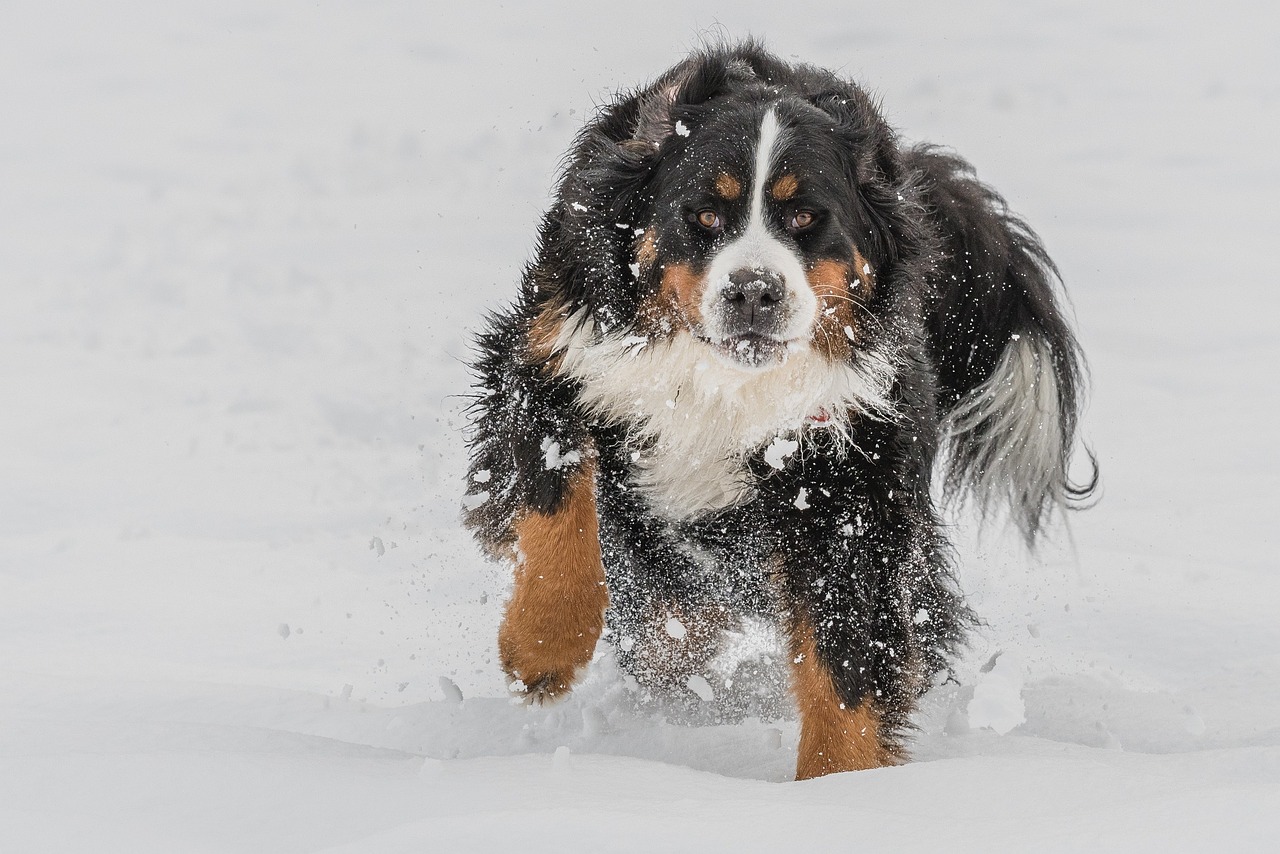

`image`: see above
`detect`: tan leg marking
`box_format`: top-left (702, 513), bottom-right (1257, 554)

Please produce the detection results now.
top-left (788, 613), bottom-right (898, 779)
top-left (498, 462), bottom-right (608, 703)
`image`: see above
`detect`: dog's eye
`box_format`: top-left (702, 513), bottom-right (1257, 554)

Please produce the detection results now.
top-left (789, 210), bottom-right (816, 231)
top-left (693, 209), bottom-right (723, 232)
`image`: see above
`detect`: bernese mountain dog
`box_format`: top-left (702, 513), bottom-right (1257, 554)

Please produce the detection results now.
top-left (463, 42), bottom-right (1095, 780)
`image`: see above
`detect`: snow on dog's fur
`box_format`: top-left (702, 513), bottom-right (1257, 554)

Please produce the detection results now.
top-left (553, 309), bottom-right (898, 518)
top-left (464, 42), bottom-right (1095, 781)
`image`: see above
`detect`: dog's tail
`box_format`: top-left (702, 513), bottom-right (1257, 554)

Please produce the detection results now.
top-left (906, 144), bottom-right (1097, 545)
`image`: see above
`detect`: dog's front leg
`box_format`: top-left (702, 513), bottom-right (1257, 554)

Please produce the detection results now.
top-left (463, 299), bottom-right (610, 703)
top-left (498, 460), bottom-right (608, 703)
top-left (785, 609), bottom-right (898, 779)
top-left (770, 475), bottom-right (938, 779)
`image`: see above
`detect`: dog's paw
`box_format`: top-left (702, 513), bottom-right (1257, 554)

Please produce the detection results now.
top-left (507, 671), bottom-right (576, 706)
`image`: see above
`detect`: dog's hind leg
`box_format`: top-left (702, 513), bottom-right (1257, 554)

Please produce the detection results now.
top-left (498, 461), bottom-right (608, 704)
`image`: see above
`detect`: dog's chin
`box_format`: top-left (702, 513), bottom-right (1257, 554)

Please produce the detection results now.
top-left (702, 334), bottom-right (798, 371)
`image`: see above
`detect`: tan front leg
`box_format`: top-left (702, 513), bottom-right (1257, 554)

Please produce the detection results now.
top-left (498, 462), bottom-right (608, 704)
top-left (788, 614), bottom-right (899, 780)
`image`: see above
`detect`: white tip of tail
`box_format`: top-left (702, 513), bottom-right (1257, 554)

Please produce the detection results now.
top-left (942, 334), bottom-right (1067, 543)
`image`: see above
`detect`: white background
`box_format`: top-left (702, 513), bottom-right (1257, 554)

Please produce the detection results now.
top-left (2, 1), bottom-right (1278, 850)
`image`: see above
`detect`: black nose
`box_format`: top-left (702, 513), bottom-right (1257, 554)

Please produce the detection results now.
top-left (722, 268), bottom-right (786, 332)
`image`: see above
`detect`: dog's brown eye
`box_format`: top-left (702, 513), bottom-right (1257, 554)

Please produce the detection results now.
top-left (695, 209), bottom-right (722, 231)
top-left (790, 210), bottom-right (816, 231)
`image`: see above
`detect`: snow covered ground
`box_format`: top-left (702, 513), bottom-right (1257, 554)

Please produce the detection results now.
top-left (3, 1), bottom-right (1279, 850)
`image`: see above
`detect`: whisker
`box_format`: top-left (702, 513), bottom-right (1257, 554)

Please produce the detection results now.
top-left (816, 291), bottom-right (887, 336)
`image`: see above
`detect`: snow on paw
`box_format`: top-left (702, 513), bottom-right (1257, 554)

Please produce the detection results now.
top-left (497, 461), bottom-right (608, 708)
top-left (509, 670), bottom-right (579, 706)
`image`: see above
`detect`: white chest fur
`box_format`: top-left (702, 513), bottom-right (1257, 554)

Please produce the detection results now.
top-left (553, 315), bottom-right (897, 519)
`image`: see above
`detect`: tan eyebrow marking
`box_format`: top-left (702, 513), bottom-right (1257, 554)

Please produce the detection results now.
top-left (714, 172), bottom-right (742, 200)
top-left (770, 174), bottom-right (799, 200)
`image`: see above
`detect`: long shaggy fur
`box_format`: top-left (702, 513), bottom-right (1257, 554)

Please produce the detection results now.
top-left (908, 145), bottom-right (1097, 540)
top-left (461, 41), bottom-right (1095, 777)
top-left (554, 310), bottom-right (898, 518)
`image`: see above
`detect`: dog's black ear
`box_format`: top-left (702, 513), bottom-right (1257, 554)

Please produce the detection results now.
top-left (806, 89), bottom-right (928, 265)
top-left (632, 76), bottom-right (685, 149)
top-left (806, 90), bottom-right (896, 186)
top-left (632, 56), bottom-right (739, 148)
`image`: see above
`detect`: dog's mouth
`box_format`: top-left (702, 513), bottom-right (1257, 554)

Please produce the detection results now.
top-left (701, 333), bottom-right (798, 369)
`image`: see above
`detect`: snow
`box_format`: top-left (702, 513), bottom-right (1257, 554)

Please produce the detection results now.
top-left (966, 651), bottom-right (1028, 735)
top-left (541, 437), bottom-right (581, 471)
top-left (686, 675), bottom-right (716, 702)
top-left (763, 435), bottom-right (800, 469)
top-left (3, 0), bottom-right (1280, 851)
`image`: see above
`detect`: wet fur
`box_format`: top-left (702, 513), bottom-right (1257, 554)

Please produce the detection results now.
top-left (463, 42), bottom-right (1095, 775)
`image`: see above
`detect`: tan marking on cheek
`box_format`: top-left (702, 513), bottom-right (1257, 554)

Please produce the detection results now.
top-left (635, 230), bottom-right (658, 269)
top-left (499, 460), bottom-right (608, 703)
top-left (789, 613), bottom-right (899, 780)
top-left (632, 230), bottom-right (703, 336)
top-left (714, 172), bottom-right (742, 200)
top-left (660, 263), bottom-right (706, 326)
top-left (771, 174), bottom-right (799, 200)
top-left (806, 259), bottom-right (857, 360)
top-left (851, 246), bottom-right (876, 295)
top-left (527, 302), bottom-right (567, 364)
top-left (637, 262), bottom-right (705, 335)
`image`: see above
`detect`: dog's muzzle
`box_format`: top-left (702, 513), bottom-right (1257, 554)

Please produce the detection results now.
top-left (718, 268), bottom-right (788, 337)
top-left (703, 266), bottom-right (800, 368)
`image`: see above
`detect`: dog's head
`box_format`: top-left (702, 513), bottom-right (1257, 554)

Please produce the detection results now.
top-left (547, 46), bottom-right (923, 374)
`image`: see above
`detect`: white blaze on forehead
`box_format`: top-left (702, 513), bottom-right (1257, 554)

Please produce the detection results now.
top-left (701, 106), bottom-right (816, 344)
top-left (748, 108), bottom-right (784, 232)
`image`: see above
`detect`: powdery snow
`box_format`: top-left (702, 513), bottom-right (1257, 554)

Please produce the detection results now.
top-left (763, 435), bottom-right (800, 469)
top-left (541, 437), bottom-right (582, 471)
top-left (2, 1), bottom-right (1280, 851)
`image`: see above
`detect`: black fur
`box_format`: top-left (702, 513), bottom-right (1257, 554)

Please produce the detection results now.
top-left (910, 146), bottom-right (1097, 537)
top-left (463, 42), bottom-right (1094, 754)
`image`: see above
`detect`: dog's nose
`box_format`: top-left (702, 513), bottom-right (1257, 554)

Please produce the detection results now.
top-left (722, 268), bottom-right (786, 330)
